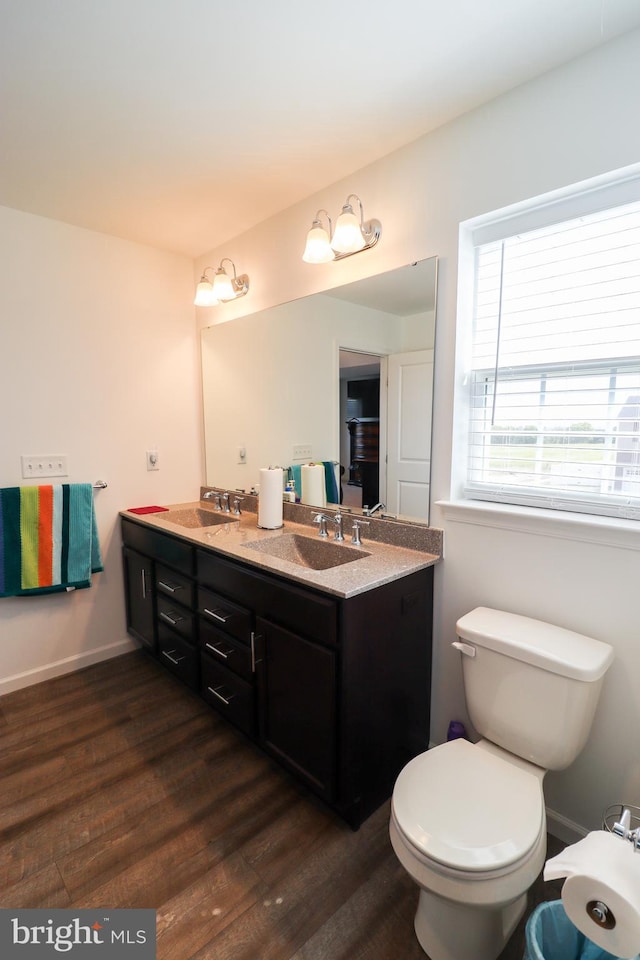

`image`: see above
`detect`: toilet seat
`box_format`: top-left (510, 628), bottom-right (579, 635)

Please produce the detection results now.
top-left (392, 738), bottom-right (544, 874)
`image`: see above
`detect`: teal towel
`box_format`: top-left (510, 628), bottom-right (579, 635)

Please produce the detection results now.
top-left (0, 482), bottom-right (103, 598)
top-left (323, 462), bottom-right (339, 504)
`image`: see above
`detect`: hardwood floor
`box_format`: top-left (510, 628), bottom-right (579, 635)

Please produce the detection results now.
top-left (0, 650), bottom-right (563, 959)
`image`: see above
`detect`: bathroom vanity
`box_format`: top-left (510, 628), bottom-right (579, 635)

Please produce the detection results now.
top-left (121, 499), bottom-right (440, 827)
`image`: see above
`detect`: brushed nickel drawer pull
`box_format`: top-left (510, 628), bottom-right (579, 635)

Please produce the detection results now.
top-left (141, 569), bottom-right (147, 600)
top-left (250, 631), bottom-right (263, 672)
top-left (158, 580), bottom-right (182, 594)
top-left (159, 611), bottom-right (183, 626)
top-left (203, 607), bottom-right (231, 623)
top-left (208, 685), bottom-right (235, 706)
top-left (161, 649), bottom-right (185, 666)
top-left (205, 641), bottom-right (229, 659)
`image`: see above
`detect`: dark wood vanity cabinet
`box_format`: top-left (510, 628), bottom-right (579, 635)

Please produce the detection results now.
top-left (121, 516), bottom-right (433, 827)
top-left (122, 546), bottom-right (155, 651)
top-left (122, 519), bottom-right (198, 687)
top-left (255, 616), bottom-right (337, 802)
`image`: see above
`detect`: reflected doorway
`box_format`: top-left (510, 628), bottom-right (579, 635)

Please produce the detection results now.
top-left (339, 350), bottom-right (385, 511)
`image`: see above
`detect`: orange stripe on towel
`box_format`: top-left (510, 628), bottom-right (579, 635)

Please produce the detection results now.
top-left (38, 485), bottom-right (54, 586)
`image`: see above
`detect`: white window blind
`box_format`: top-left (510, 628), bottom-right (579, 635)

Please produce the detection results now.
top-left (466, 198), bottom-right (640, 520)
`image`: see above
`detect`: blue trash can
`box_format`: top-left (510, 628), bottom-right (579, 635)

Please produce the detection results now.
top-left (524, 901), bottom-right (627, 960)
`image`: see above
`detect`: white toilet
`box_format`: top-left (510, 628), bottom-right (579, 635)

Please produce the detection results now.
top-left (389, 606), bottom-right (614, 960)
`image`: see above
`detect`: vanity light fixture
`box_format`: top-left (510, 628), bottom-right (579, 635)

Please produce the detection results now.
top-left (302, 194), bottom-right (381, 263)
top-left (194, 258), bottom-right (250, 306)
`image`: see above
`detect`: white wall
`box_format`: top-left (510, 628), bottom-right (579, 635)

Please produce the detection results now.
top-left (0, 206), bottom-right (202, 693)
top-left (195, 29), bottom-right (640, 836)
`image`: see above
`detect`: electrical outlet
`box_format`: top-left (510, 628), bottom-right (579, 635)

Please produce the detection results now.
top-left (292, 443), bottom-right (312, 461)
top-left (21, 455), bottom-right (68, 478)
top-left (146, 450), bottom-right (159, 471)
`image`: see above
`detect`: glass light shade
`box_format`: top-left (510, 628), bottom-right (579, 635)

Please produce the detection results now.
top-left (331, 205), bottom-right (365, 253)
top-left (302, 224), bottom-right (335, 263)
top-left (194, 279), bottom-right (218, 306)
top-left (212, 269), bottom-right (235, 301)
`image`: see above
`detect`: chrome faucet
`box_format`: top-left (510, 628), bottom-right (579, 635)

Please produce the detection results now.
top-left (221, 492), bottom-right (231, 513)
top-left (232, 496), bottom-right (244, 515)
top-left (363, 502), bottom-right (385, 517)
top-left (332, 512), bottom-right (345, 541)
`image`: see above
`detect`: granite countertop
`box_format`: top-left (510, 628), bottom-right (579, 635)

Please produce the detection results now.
top-left (121, 498), bottom-right (442, 599)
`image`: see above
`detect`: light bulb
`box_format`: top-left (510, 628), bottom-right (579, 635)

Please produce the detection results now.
top-left (194, 278), bottom-right (218, 306)
top-left (302, 223), bottom-right (334, 263)
top-left (331, 203), bottom-right (365, 254)
top-left (213, 268), bottom-right (235, 301)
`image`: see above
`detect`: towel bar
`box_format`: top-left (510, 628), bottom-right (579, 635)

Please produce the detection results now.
top-left (92, 481), bottom-right (108, 489)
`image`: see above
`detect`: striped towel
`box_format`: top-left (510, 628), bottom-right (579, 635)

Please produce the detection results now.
top-left (0, 483), bottom-right (103, 597)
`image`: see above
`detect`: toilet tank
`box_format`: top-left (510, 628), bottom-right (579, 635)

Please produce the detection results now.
top-left (455, 607), bottom-right (614, 771)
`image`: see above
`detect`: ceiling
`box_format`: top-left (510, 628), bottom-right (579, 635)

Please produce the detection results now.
top-left (1, 1), bottom-right (639, 259)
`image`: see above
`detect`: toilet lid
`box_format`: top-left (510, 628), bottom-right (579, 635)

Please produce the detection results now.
top-left (392, 739), bottom-right (543, 872)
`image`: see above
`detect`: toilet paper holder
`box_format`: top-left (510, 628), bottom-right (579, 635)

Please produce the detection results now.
top-left (587, 899), bottom-right (617, 929)
top-left (603, 804), bottom-right (640, 852)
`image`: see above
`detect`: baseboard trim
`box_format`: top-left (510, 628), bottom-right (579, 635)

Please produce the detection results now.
top-left (0, 637), bottom-right (138, 696)
top-left (545, 806), bottom-right (588, 845)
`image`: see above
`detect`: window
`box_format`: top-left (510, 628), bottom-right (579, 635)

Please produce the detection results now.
top-left (464, 183), bottom-right (640, 520)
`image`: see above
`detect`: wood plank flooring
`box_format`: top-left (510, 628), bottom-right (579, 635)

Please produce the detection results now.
top-left (0, 650), bottom-right (564, 959)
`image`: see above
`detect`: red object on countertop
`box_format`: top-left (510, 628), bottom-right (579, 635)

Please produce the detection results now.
top-left (127, 506), bottom-right (169, 514)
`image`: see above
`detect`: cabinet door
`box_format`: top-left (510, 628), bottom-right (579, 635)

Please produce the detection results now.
top-left (123, 547), bottom-right (155, 650)
top-left (255, 616), bottom-right (336, 801)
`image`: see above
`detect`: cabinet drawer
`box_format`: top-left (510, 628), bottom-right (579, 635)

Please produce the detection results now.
top-left (121, 518), bottom-right (194, 576)
top-left (156, 564), bottom-right (195, 608)
top-left (200, 620), bottom-right (253, 681)
top-left (198, 587), bottom-right (252, 644)
top-left (157, 632), bottom-right (199, 689)
top-left (201, 654), bottom-right (255, 736)
top-left (157, 597), bottom-right (195, 642)
top-left (197, 551), bottom-right (338, 646)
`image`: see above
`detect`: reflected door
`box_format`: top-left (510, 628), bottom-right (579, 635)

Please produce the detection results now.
top-left (386, 349), bottom-right (434, 520)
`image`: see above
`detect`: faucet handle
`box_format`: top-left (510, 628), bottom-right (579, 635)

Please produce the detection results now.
top-left (232, 496), bottom-right (244, 515)
top-left (351, 519), bottom-right (370, 546)
top-left (313, 513), bottom-right (330, 537)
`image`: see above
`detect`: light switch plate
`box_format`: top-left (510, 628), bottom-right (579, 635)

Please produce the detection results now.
top-left (21, 455), bottom-right (68, 478)
top-left (292, 443), bottom-right (312, 460)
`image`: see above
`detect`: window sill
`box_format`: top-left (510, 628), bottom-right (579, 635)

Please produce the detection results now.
top-left (435, 499), bottom-right (640, 551)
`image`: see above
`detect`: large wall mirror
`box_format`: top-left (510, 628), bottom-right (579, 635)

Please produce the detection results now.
top-left (201, 256), bottom-right (437, 524)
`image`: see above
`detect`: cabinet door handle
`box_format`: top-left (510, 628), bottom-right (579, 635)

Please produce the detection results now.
top-left (158, 580), bottom-right (182, 595)
top-left (205, 641), bottom-right (231, 660)
top-left (207, 685), bottom-right (235, 706)
top-left (141, 569), bottom-right (147, 600)
top-left (159, 611), bottom-right (184, 626)
top-left (251, 632), bottom-right (263, 672)
top-left (203, 607), bottom-right (231, 624)
top-left (161, 649), bottom-right (185, 666)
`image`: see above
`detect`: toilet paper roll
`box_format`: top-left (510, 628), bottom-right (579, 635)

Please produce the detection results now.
top-left (258, 467), bottom-right (283, 529)
top-left (301, 463), bottom-right (325, 508)
top-left (545, 830), bottom-right (640, 958)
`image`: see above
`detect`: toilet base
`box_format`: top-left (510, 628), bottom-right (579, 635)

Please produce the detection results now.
top-left (413, 887), bottom-right (527, 960)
